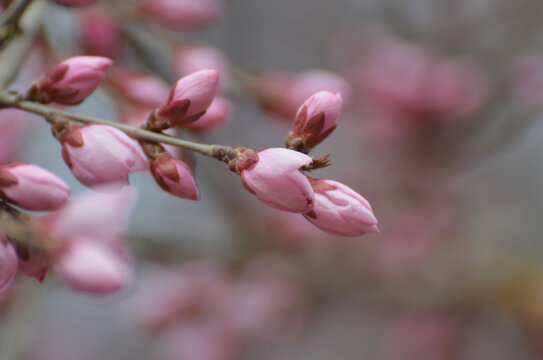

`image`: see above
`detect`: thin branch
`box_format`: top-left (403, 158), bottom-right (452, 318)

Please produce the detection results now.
top-left (0, 90), bottom-right (229, 158)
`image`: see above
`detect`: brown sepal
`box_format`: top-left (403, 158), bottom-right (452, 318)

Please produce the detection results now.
top-left (159, 99), bottom-right (191, 122)
top-left (305, 112), bottom-right (325, 135)
top-left (177, 110), bottom-right (206, 126)
top-left (307, 177), bottom-right (337, 192)
top-left (302, 154), bottom-right (332, 171)
top-left (153, 156), bottom-right (180, 183)
top-left (43, 64), bottom-right (69, 86)
top-left (61, 147), bottom-right (73, 168)
top-left (306, 124), bottom-right (336, 149)
top-left (50, 87), bottom-right (80, 104)
top-left (0, 169), bottom-right (18, 187)
top-left (304, 210), bottom-right (317, 219)
top-left (61, 127), bottom-right (84, 147)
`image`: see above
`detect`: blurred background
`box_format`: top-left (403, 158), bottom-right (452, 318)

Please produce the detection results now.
top-left (3, 0), bottom-right (543, 359)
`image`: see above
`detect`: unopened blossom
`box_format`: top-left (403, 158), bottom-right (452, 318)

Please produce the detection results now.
top-left (240, 148), bottom-right (314, 213)
top-left (81, 12), bottom-right (120, 59)
top-left (109, 69), bottom-right (170, 108)
top-left (52, 0), bottom-right (98, 7)
top-left (286, 91), bottom-right (342, 152)
top-left (0, 163), bottom-right (70, 211)
top-left (139, 0), bottom-right (222, 30)
top-left (150, 155), bottom-right (200, 201)
top-left (182, 96), bottom-right (232, 135)
top-left (174, 45), bottom-right (231, 91)
top-left (0, 239), bottom-right (17, 290)
top-left (28, 56), bottom-right (112, 105)
top-left (55, 239), bottom-right (131, 294)
top-left (58, 124), bottom-right (149, 187)
top-left (303, 179), bottom-right (378, 236)
top-left (154, 69), bottom-right (219, 129)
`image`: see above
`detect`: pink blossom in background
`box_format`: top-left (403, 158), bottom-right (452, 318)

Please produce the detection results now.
top-left (182, 96), bottom-right (232, 135)
top-left (287, 91), bottom-right (342, 151)
top-left (0, 109), bottom-right (28, 164)
top-left (240, 148), bottom-right (314, 213)
top-left (54, 239), bottom-right (132, 294)
top-left (150, 155), bottom-right (200, 201)
top-left (512, 54), bottom-right (543, 107)
top-left (32, 56), bottom-right (112, 105)
top-left (109, 68), bottom-right (170, 108)
top-left (0, 163), bottom-right (70, 211)
top-left (303, 179), bottom-right (379, 237)
top-left (52, 0), bottom-right (98, 7)
top-left (139, 0), bottom-right (223, 30)
top-left (174, 45), bottom-right (231, 92)
top-left (0, 239), bottom-right (17, 290)
top-left (81, 11), bottom-right (121, 59)
top-left (59, 124), bottom-right (149, 187)
top-left (158, 69), bottom-right (219, 127)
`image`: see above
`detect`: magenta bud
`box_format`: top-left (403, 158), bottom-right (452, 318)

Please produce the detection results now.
top-left (157, 69), bottom-right (219, 127)
top-left (139, 0), bottom-right (222, 30)
top-left (110, 68), bottom-right (171, 108)
top-left (59, 124), bottom-right (149, 188)
top-left (52, 0), bottom-right (98, 7)
top-left (240, 148), bottom-right (315, 213)
top-left (287, 91), bottom-right (343, 152)
top-left (81, 12), bottom-right (120, 59)
top-left (150, 156), bottom-right (200, 201)
top-left (0, 162), bottom-right (70, 211)
top-left (182, 96), bottom-right (232, 135)
top-left (55, 239), bottom-right (131, 294)
top-left (303, 179), bottom-right (379, 236)
top-left (0, 240), bottom-right (17, 290)
top-left (31, 56), bottom-right (112, 105)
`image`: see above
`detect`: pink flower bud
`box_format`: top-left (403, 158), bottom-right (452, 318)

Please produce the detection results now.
top-left (182, 96), bottom-right (232, 135)
top-left (240, 148), bottom-right (314, 213)
top-left (303, 179), bottom-right (379, 236)
top-left (81, 12), bottom-right (120, 59)
top-left (0, 163), bottom-right (70, 211)
top-left (286, 91), bottom-right (342, 152)
top-left (139, 0), bottom-right (222, 30)
top-left (59, 124), bottom-right (149, 187)
top-left (150, 156), bottom-right (199, 201)
top-left (52, 0), bottom-right (98, 7)
top-left (174, 45), bottom-right (231, 92)
top-left (157, 69), bottom-right (219, 127)
top-left (110, 68), bottom-right (170, 108)
top-left (0, 240), bottom-right (17, 290)
top-left (31, 56), bottom-right (112, 105)
top-left (55, 239), bottom-right (131, 294)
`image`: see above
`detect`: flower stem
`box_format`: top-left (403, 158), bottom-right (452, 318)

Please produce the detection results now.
top-left (0, 90), bottom-right (230, 158)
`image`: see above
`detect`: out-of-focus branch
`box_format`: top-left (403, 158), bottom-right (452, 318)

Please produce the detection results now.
top-left (0, 0), bottom-right (45, 88)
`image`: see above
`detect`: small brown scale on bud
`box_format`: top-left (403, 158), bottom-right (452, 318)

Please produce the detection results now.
top-left (211, 146), bottom-right (259, 174)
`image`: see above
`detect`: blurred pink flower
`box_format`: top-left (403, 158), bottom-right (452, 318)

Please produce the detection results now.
top-left (52, 0), bottom-right (98, 7)
top-left (182, 96), bottom-right (232, 135)
top-left (0, 239), bottom-right (17, 290)
top-left (81, 12), bottom-right (120, 59)
top-left (0, 162), bottom-right (70, 211)
top-left (240, 148), bottom-right (314, 213)
top-left (139, 0), bottom-right (223, 30)
top-left (109, 68), bottom-right (171, 108)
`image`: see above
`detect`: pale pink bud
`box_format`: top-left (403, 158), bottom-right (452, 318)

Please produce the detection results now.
top-left (0, 163), bottom-right (70, 211)
top-left (55, 239), bottom-right (131, 294)
top-left (44, 187), bottom-right (136, 246)
top-left (240, 148), bottom-right (314, 213)
top-left (110, 69), bottom-right (170, 108)
top-left (81, 12), bottom-right (120, 59)
top-left (150, 156), bottom-right (199, 201)
top-left (182, 96), bottom-right (232, 135)
top-left (52, 0), bottom-right (98, 7)
top-left (0, 240), bottom-right (17, 290)
top-left (286, 91), bottom-right (342, 152)
top-left (31, 56), bottom-right (112, 105)
top-left (157, 69), bottom-right (219, 127)
top-left (513, 54), bottom-right (543, 107)
top-left (174, 45), bottom-right (231, 91)
top-left (303, 179), bottom-right (379, 236)
top-left (59, 124), bottom-right (149, 187)
top-left (139, 0), bottom-right (222, 30)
